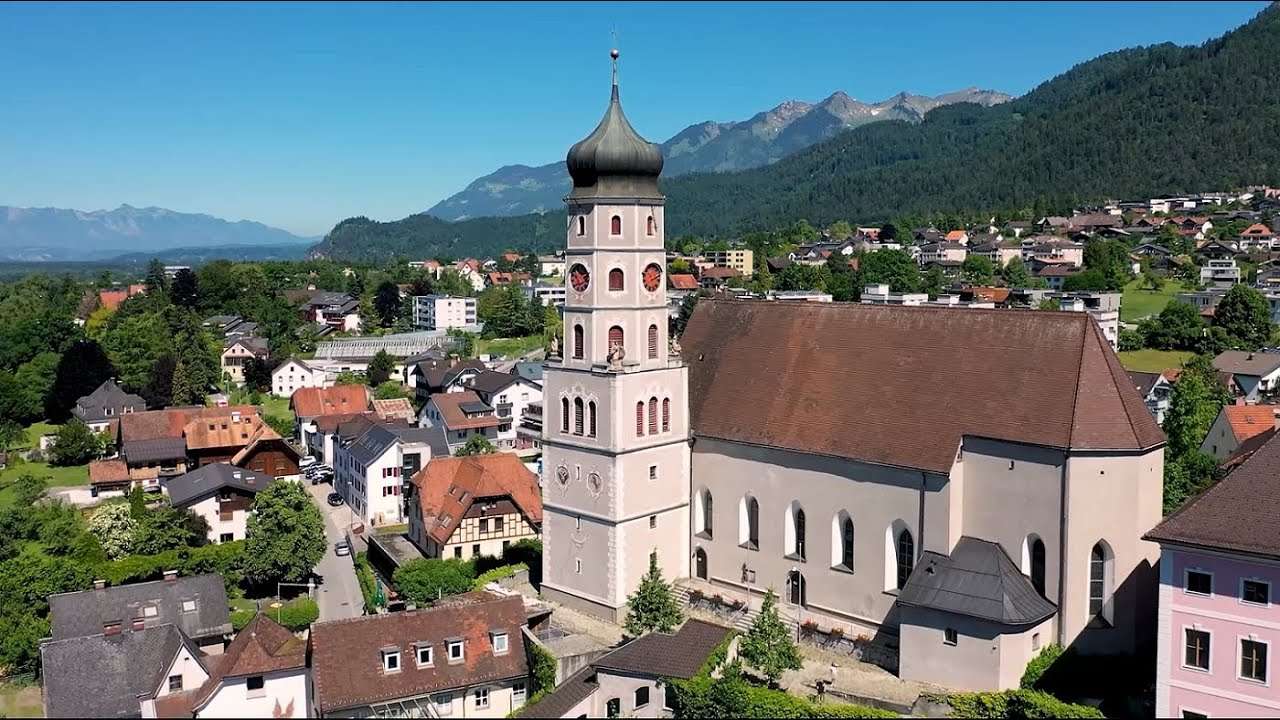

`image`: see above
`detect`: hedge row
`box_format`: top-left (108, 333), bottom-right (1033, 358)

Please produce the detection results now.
top-left (94, 540), bottom-right (245, 589)
top-left (1019, 644), bottom-right (1065, 689)
top-left (472, 563), bottom-right (528, 590)
top-left (354, 551), bottom-right (382, 613)
top-left (930, 689), bottom-right (1104, 719)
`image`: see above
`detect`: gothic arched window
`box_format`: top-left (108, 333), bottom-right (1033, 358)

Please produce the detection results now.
top-left (609, 268), bottom-right (624, 292)
top-left (1030, 537), bottom-right (1046, 597)
top-left (648, 324), bottom-right (659, 359)
top-left (573, 397), bottom-right (584, 436)
top-left (896, 528), bottom-right (915, 590)
top-left (610, 215), bottom-right (622, 235)
top-left (608, 326), bottom-right (624, 354)
top-left (635, 402), bottom-right (644, 437)
top-left (740, 495), bottom-right (759, 549)
top-left (573, 325), bottom-right (584, 359)
top-left (561, 397), bottom-right (569, 433)
top-left (587, 401), bottom-right (597, 438)
top-left (1090, 541), bottom-right (1114, 626)
top-left (661, 398), bottom-right (670, 432)
top-left (832, 512), bottom-right (854, 571)
top-left (648, 397), bottom-right (658, 435)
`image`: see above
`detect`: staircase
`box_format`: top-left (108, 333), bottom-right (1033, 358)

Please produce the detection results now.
top-left (673, 581), bottom-right (796, 634)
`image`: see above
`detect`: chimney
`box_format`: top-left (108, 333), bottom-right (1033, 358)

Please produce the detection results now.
top-left (163, 570), bottom-right (178, 583)
top-left (93, 579), bottom-right (107, 591)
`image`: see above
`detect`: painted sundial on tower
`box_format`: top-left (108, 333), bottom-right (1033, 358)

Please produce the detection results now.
top-left (643, 263), bottom-right (662, 292)
top-left (569, 264), bottom-right (590, 292)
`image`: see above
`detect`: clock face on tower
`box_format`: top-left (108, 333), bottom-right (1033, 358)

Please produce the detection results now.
top-left (643, 263), bottom-right (663, 292)
top-left (569, 264), bottom-right (590, 292)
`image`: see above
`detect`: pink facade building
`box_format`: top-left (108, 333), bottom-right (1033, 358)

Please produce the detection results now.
top-left (1147, 432), bottom-right (1280, 718)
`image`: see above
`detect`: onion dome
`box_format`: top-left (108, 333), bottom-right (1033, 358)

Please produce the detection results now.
top-left (566, 49), bottom-right (664, 200)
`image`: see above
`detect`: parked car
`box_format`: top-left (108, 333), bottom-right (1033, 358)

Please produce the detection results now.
top-left (299, 455), bottom-right (318, 468)
top-left (326, 492), bottom-right (344, 507)
top-left (334, 540), bottom-right (351, 557)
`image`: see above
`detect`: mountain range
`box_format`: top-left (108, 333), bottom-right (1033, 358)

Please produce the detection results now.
top-left (0, 204), bottom-right (316, 262)
top-left (315, 4), bottom-right (1280, 263)
top-left (424, 88), bottom-right (1011, 221)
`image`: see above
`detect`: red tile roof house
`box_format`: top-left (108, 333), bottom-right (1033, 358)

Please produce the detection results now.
top-left (309, 592), bottom-right (531, 718)
top-left (1199, 404), bottom-right (1280, 461)
top-left (1146, 430), bottom-right (1280, 718)
top-left (408, 454), bottom-right (542, 562)
top-left (292, 384), bottom-right (373, 455)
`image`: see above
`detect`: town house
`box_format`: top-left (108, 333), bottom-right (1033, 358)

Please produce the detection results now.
top-left (462, 370), bottom-right (544, 455)
top-left (164, 463), bottom-right (277, 543)
top-left (420, 390), bottom-right (501, 453)
top-left (407, 453), bottom-right (542, 562)
top-left (334, 422), bottom-right (444, 526)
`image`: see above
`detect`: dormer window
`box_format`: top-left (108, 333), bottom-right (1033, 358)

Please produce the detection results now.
top-left (491, 632), bottom-right (509, 655)
top-left (447, 639), bottom-right (464, 663)
top-left (416, 644), bottom-right (434, 667)
top-left (382, 648), bottom-right (401, 673)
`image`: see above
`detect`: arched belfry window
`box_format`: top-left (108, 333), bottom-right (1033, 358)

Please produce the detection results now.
top-left (608, 326), bottom-right (624, 354)
top-left (587, 401), bottom-right (597, 438)
top-left (647, 216), bottom-right (656, 236)
top-left (577, 216), bottom-right (585, 236)
top-left (648, 397), bottom-right (658, 435)
top-left (573, 325), bottom-right (584, 359)
top-left (609, 268), bottom-right (624, 292)
top-left (611, 215), bottom-right (622, 235)
top-left (648, 325), bottom-right (659, 359)
top-left (573, 398), bottom-right (584, 436)
top-left (561, 397), bottom-right (569, 433)
top-left (635, 402), bottom-right (644, 437)
top-left (661, 398), bottom-right (670, 432)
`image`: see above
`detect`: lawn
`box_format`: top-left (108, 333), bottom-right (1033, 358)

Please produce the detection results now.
top-left (1121, 278), bottom-right (1189, 323)
top-left (1118, 349), bottom-right (1195, 373)
top-left (478, 335), bottom-right (543, 360)
top-left (20, 421), bottom-right (60, 450)
top-left (0, 462), bottom-right (89, 510)
top-left (0, 682), bottom-right (42, 718)
top-left (257, 394), bottom-right (293, 426)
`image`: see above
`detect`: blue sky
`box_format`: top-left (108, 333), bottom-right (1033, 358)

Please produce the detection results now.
top-left (0, 1), bottom-right (1267, 236)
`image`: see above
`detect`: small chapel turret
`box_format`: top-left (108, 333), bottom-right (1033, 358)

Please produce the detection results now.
top-left (540, 50), bottom-right (691, 622)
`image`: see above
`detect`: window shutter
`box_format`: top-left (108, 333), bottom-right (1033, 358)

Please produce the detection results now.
top-left (648, 325), bottom-right (658, 359)
top-left (636, 402), bottom-right (644, 436)
top-left (662, 398), bottom-right (670, 432)
top-left (648, 397), bottom-right (658, 434)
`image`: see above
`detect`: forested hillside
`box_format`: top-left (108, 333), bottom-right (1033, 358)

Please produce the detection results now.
top-left (314, 4), bottom-right (1280, 262)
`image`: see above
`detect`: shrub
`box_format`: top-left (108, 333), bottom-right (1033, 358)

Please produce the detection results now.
top-left (471, 563), bottom-right (527, 590)
top-left (393, 558), bottom-right (475, 604)
top-left (275, 596), bottom-right (319, 631)
top-left (1020, 643), bottom-right (1065, 689)
top-left (354, 551), bottom-right (382, 613)
top-left (931, 690), bottom-right (1103, 719)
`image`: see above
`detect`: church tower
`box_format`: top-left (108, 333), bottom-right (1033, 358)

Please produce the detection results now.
top-left (540, 50), bottom-right (690, 622)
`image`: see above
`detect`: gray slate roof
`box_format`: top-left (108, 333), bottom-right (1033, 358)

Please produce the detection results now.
top-left (513, 361), bottom-right (543, 384)
top-left (72, 379), bottom-right (146, 424)
top-left (49, 573), bottom-right (232, 642)
top-left (41, 623), bottom-right (202, 719)
top-left (466, 370), bottom-right (520, 395)
top-left (897, 537), bottom-right (1056, 627)
top-left (347, 424), bottom-right (400, 466)
top-left (165, 463), bottom-right (276, 507)
top-left (1214, 350), bottom-right (1280, 379)
top-left (122, 437), bottom-right (189, 464)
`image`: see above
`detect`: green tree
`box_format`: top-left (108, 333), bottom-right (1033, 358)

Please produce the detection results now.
top-left (447, 328), bottom-right (477, 358)
top-left (46, 340), bottom-right (116, 421)
top-left (133, 506), bottom-right (209, 555)
top-left (674, 291), bottom-right (710, 336)
top-left (144, 259), bottom-right (168, 295)
top-left (823, 254), bottom-right (859, 302)
top-left (393, 558), bottom-right (475, 604)
top-left (0, 420), bottom-right (24, 451)
top-left (373, 281), bottom-right (403, 328)
top-left (367, 350), bottom-right (395, 386)
top-left (775, 263), bottom-right (830, 293)
top-left (128, 484), bottom-right (148, 519)
top-left (1213, 283), bottom-right (1273, 350)
top-left (1000, 256), bottom-right (1032, 289)
top-left (88, 503), bottom-right (137, 560)
top-left (920, 266), bottom-right (947, 299)
top-left (1138, 300), bottom-right (1204, 351)
top-left (960, 255), bottom-right (996, 285)
top-left (454, 434), bottom-right (496, 456)
top-left (242, 356), bottom-right (274, 393)
top-left (335, 370), bottom-right (366, 385)
top-left (169, 268), bottom-right (199, 308)
top-left (242, 481), bottom-right (327, 585)
top-left (826, 220), bottom-right (853, 239)
top-left (739, 589), bottom-right (803, 687)
top-left (858, 249), bottom-right (920, 293)
top-left (49, 418), bottom-right (102, 466)
top-left (623, 553), bottom-right (683, 637)
top-left (878, 223), bottom-right (898, 241)
top-left (374, 381), bottom-right (409, 400)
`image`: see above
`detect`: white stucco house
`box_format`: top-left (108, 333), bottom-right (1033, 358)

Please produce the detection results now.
top-left (163, 463), bottom-right (278, 544)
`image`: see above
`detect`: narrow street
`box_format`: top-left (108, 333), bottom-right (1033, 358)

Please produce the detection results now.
top-left (306, 481), bottom-right (365, 622)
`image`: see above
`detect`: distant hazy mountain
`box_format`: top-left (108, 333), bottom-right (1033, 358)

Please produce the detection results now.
top-left (0, 204), bottom-right (317, 261)
top-left (424, 87), bottom-right (1011, 220)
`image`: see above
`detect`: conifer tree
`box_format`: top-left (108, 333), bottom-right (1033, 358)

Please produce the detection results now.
top-left (740, 589), bottom-right (803, 687)
top-left (623, 553), bottom-right (683, 638)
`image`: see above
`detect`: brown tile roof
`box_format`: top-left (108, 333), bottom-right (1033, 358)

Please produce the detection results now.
top-left (700, 266), bottom-right (740, 280)
top-left (668, 274), bottom-right (699, 290)
top-left (1036, 265), bottom-right (1081, 277)
top-left (1223, 405), bottom-right (1278, 443)
top-left (372, 397), bottom-right (416, 423)
top-left (944, 230), bottom-right (968, 241)
top-left (309, 592), bottom-right (529, 714)
top-left (313, 411), bottom-right (377, 433)
top-left (183, 410), bottom-right (264, 450)
top-left (1242, 223), bottom-right (1275, 237)
top-left (88, 459), bottom-right (130, 485)
top-left (156, 613), bottom-right (306, 717)
top-left (429, 391), bottom-right (499, 431)
top-left (1220, 426), bottom-right (1275, 474)
top-left (1147, 429), bottom-right (1280, 559)
top-left (118, 406), bottom-right (255, 444)
top-left (412, 454), bottom-right (542, 545)
top-left (291, 385), bottom-right (371, 418)
top-left (965, 286), bottom-right (1011, 304)
top-left (229, 423), bottom-right (296, 466)
top-left (680, 300), bottom-right (1164, 474)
